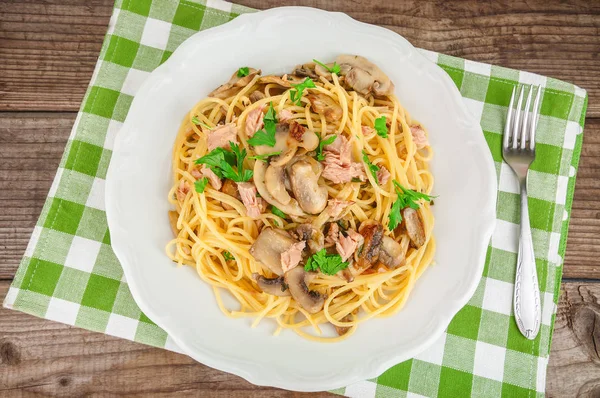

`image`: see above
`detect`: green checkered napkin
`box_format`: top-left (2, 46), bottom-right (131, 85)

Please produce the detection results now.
top-left (2, 0), bottom-right (588, 396)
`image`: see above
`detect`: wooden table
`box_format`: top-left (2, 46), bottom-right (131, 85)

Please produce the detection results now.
top-left (0, 1), bottom-right (598, 396)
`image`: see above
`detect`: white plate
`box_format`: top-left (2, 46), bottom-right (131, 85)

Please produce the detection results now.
top-left (105, 6), bottom-right (496, 392)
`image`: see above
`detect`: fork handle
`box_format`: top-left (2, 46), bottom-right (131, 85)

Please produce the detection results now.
top-left (514, 181), bottom-right (542, 340)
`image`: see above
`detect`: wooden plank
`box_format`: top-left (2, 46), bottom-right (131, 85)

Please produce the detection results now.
top-left (547, 283), bottom-right (600, 397)
top-left (0, 282), bottom-right (333, 397)
top-left (1, 114), bottom-right (598, 279)
top-left (0, 113), bottom-right (71, 279)
top-left (0, 0), bottom-right (598, 115)
top-left (1, 280), bottom-right (598, 395)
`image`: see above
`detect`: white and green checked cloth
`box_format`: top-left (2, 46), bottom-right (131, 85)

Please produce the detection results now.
top-left (2, 0), bottom-right (588, 396)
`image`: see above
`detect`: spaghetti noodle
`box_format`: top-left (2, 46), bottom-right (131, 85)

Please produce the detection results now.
top-left (166, 55), bottom-right (435, 342)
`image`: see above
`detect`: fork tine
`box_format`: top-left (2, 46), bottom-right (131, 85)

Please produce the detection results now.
top-left (503, 87), bottom-right (516, 149)
top-left (512, 85), bottom-right (525, 149)
top-left (529, 86), bottom-right (542, 150)
top-left (520, 86), bottom-right (533, 149)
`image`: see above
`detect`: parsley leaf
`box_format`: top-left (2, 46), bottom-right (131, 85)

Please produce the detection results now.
top-left (271, 205), bottom-right (287, 219)
top-left (374, 116), bottom-right (388, 138)
top-left (316, 134), bottom-right (337, 161)
top-left (290, 78), bottom-right (316, 106)
top-left (387, 180), bottom-right (434, 230)
top-left (194, 177), bottom-right (209, 193)
top-left (195, 143), bottom-right (252, 183)
top-left (304, 249), bottom-right (349, 275)
top-left (249, 151), bottom-right (282, 161)
top-left (313, 59), bottom-right (341, 75)
top-left (195, 147), bottom-right (235, 169)
top-left (223, 251), bottom-right (235, 261)
top-left (362, 151), bottom-right (380, 182)
top-left (388, 197), bottom-right (404, 231)
top-left (237, 67), bottom-right (250, 77)
top-left (247, 103), bottom-right (278, 147)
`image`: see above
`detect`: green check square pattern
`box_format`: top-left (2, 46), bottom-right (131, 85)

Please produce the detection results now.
top-left (2, 1), bottom-right (588, 397)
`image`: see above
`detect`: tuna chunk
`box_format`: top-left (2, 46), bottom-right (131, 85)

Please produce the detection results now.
top-left (237, 182), bottom-right (266, 219)
top-left (207, 123), bottom-right (238, 151)
top-left (321, 135), bottom-right (366, 183)
top-left (281, 241), bottom-right (306, 273)
top-left (245, 105), bottom-right (265, 138)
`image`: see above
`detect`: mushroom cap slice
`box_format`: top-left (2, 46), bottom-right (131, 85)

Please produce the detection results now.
top-left (355, 220), bottom-right (384, 271)
top-left (307, 93), bottom-right (343, 122)
top-left (403, 208), bottom-right (426, 247)
top-left (289, 159), bottom-right (328, 215)
top-left (253, 161), bottom-right (306, 217)
top-left (284, 266), bottom-right (326, 314)
top-left (209, 68), bottom-right (261, 99)
top-left (378, 235), bottom-right (408, 269)
top-left (336, 55), bottom-right (394, 97)
top-left (253, 273), bottom-right (291, 297)
top-left (250, 228), bottom-right (298, 275)
top-left (265, 165), bottom-right (292, 205)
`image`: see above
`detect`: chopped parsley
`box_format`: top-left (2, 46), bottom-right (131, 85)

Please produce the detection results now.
top-left (249, 151), bottom-right (282, 161)
top-left (223, 251), bottom-right (235, 261)
top-left (362, 151), bottom-right (380, 182)
top-left (237, 67), bottom-right (250, 77)
top-left (304, 249), bottom-right (349, 275)
top-left (316, 134), bottom-right (337, 161)
top-left (312, 59), bottom-right (341, 75)
top-left (194, 177), bottom-right (209, 193)
top-left (290, 78), bottom-right (316, 106)
top-left (194, 142), bottom-right (253, 183)
top-left (271, 205), bottom-right (287, 219)
top-left (374, 116), bottom-right (388, 138)
top-left (387, 180), bottom-right (434, 230)
top-left (247, 102), bottom-right (278, 147)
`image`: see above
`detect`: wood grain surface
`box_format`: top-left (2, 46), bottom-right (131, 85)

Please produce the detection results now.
top-left (0, 0), bottom-right (599, 396)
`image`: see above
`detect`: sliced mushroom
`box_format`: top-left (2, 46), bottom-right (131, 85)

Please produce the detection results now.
top-left (284, 266), bottom-right (326, 314)
top-left (314, 62), bottom-right (335, 81)
top-left (265, 165), bottom-right (292, 205)
top-left (336, 55), bottom-right (394, 97)
top-left (307, 93), bottom-right (342, 122)
top-left (355, 220), bottom-right (384, 270)
top-left (168, 211), bottom-right (179, 237)
top-left (254, 122), bottom-right (318, 166)
top-left (221, 179), bottom-right (241, 210)
top-left (253, 161), bottom-right (306, 217)
top-left (289, 159), bottom-right (328, 215)
top-left (293, 63), bottom-right (318, 79)
top-left (253, 273), bottom-right (291, 297)
top-left (378, 235), bottom-right (408, 269)
top-left (250, 228), bottom-right (299, 275)
top-left (403, 208), bottom-right (426, 247)
top-left (249, 90), bottom-right (265, 103)
top-left (293, 224), bottom-right (325, 254)
top-left (258, 75), bottom-right (292, 88)
top-left (209, 68), bottom-right (261, 99)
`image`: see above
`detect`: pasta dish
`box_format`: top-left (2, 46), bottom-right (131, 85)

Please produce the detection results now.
top-left (167, 55), bottom-right (435, 342)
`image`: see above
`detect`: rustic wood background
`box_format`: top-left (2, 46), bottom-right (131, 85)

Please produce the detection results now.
top-left (0, 0), bottom-right (598, 396)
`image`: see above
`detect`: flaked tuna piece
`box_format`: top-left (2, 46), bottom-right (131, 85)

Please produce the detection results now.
top-left (237, 182), bottom-right (266, 219)
top-left (321, 135), bottom-right (366, 184)
top-left (245, 105), bottom-right (265, 138)
top-left (410, 125), bottom-right (429, 149)
top-left (207, 123), bottom-right (238, 151)
top-left (281, 241), bottom-right (306, 273)
top-left (336, 229), bottom-right (363, 262)
top-left (376, 166), bottom-right (391, 185)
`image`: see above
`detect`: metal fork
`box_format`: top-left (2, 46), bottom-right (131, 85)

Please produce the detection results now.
top-left (502, 85), bottom-right (543, 340)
